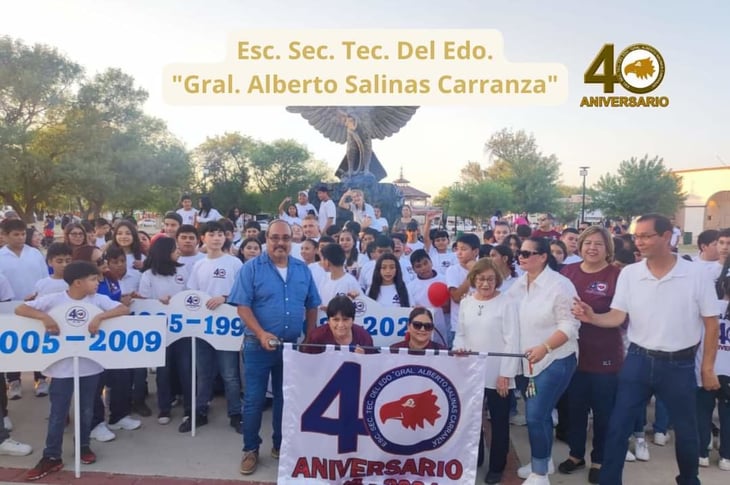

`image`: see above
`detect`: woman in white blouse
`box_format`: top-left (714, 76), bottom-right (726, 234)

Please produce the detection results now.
top-left (454, 258), bottom-right (520, 485)
top-left (506, 236), bottom-right (580, 485)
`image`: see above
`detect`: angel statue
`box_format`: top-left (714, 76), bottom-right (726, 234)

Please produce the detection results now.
top-left (286, 106), bottom-right (418, 181)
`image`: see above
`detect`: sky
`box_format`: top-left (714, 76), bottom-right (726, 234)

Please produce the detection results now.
top-left (3, 0), bottom-right (729, 200)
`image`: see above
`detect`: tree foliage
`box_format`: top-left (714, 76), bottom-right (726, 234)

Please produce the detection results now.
top-left (449, 180), bottom-right (514, 223)
top-left (591, 155), bottom-right (686, 220)
top-left (484, 129), bottom-right (562, 213)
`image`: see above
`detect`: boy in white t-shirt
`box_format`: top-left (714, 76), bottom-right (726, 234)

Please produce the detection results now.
top-left (34, 243), bottom-right (72, 298)
top-left (16, 261), bottom-right (129, 480)
top-left (446, 233), bottom-right (479, 347)
top-left (176, 194), bottom-right (198, 226)
top-left (423, 213), bottom-right (457, 277)
top-left (182, 221), bottom-right (243, 433)
top-left (317, 244), bottom-right (360, 309)
top-left (176, 224), bottom-right (206, 269)
top-left (407, 249), bottom-right (450, 348)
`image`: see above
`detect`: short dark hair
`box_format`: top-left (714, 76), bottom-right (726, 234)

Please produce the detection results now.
top-left (103, 245), bottom-right (125, 261)
top-left (636, 213), bottom-right (672, 235)
top-left (2, 219), bottom-right (26, 234)
top-left (176, 224), bottom-right (198, 239)
top-left (219, 218), bottom-right (234, 233)
top-left (325, 224), bottom-right (341, 237)
top-left (718, 228), bottom-right (730, 239)
top-left (390, 232), bottom-right (406, 244)
top-left (164, 211), bottom-right (183, 225)
top-left (63, 261), bottom-right (99, 285)
top-left (244, 220), bottom-right (261, 231)
top-left (516, 224), bottom-right (532, 238)
top-left (318, 235), bottom-right (335, 246)
top-left (46, 242), bottom-right (73, 261)
top-left (374, 235), bottom-right (394, 249)
top-left (479, 244), bottom-right (494, 259)
top-left (483, 229), bottom-right (494, 240)
top-left (95, 217), bottom-right (110, 228)
top-left (697, 229), bottom-right (719, 251)
top-left (326, 295), bottom-right (356, 319)
top-left (409, 248), bottom-right (430, 265)
top-left (321, 243), bottom-right (346, 267)
top-left (456, 233), bottom-right (480, 250)
top-left (200, 220), bottom-right (224, 235)
top-left (614, 248), bottom-right (636, 265)
top-left (561, 228), bottom-right (579, 236)
top-left (433, 230), bottom-right (449, 240)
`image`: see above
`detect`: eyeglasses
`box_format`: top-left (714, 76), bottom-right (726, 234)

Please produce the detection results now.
top-left (475, 276), bottom-right (497, 284)
top-left (268, 235), bottom-right (292, 243)
top-left (410, 321), bottom-right (434, 331)
top-left (517, 250), bottom-right (541, 259)
top-left (69, 231), bottom-right (85, 236)
top-left (633, 233), bottom-right (658, 241)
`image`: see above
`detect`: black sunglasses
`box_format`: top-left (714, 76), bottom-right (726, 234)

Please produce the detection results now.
top-left (410, 321), bottom-right (434, 331)
top-left (517, 250), bottom-right (542, 259)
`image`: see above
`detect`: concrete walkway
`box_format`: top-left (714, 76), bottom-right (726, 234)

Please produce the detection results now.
top-left (0, 374), bottom-right (727, 484)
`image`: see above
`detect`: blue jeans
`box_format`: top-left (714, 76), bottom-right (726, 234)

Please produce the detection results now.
top-left (697, 386), bottom-right (730, 459)
top-left (566, 370), bottom-right (618, 465)
top-left (242, 337), bottom-right (283, 452)
top-left (195, 340), bottom-right (242, 417)
top-left (44, 374), bottom-right (100, 459)
top-left (600, 345), bottom-right (700, 485)
top-left (653, 396), bottom-right (671, 434)
top-left (525, 354), bottom-right (577, 475)
top-left (157, 338), bottom-right (193, 416)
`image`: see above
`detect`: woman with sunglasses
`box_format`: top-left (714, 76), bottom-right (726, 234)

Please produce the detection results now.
top-left (454, 258), bottom-right (520, 484)
top-left (507, 237), bottom-right (580, 485)
top-left (390, 308), bottom-right (445, 351)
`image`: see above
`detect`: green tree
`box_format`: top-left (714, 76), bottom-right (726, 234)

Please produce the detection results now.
top-left (484, 129), bottom-right (562, 213)
top-left (449, 180), bottom-right (514, 224)
top-left (0, 37), bottom-right (83, 221)
top-left (592, 155), bottom-right (686, 220)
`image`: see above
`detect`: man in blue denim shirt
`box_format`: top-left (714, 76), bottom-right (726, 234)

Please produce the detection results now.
top-left (228, 220), bottom-right (321, 476)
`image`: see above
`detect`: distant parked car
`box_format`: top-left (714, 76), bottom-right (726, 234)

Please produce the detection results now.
top-left (139, 218), bottom-right (157, 227)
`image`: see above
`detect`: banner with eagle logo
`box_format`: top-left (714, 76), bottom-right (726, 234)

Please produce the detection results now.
top-left (279, 345), bottom-right (485, 484)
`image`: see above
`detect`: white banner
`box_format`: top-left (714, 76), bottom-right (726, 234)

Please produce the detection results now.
top-left (317, 296), bottom-right (431, 347)
top-left (0, 302), bottom-right (166, 371)
top-left (279, 345), bottom-right (484, 485)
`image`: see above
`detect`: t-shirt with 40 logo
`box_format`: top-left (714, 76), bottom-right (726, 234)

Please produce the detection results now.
top-left (187, 255), bottom-right (243, 298)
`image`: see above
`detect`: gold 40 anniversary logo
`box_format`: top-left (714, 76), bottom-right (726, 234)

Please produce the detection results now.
top-left (580, 43), bottom-right (668, 108)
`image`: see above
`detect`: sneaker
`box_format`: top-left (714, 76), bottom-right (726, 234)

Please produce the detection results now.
top-left (3, 415), bottom-right (12, 431)
top-left (80, 446), bottom-right (96, 464)
top-left (157, 411), bottom-right (171, 425)
top-left (517, 460), bottom-right (555, 479)
top-left (719, 458), bottom-right (730, 471)
top-left (699, 456), bottom-right (710, 467)
top-left (558, 458), bottom-right (585, 474)
top-left (26, 456), bottom-right (63, 481)
top-left (178, 414), bottom-right (207, 433)
top-left (625, 450), bottom-right (636, 462)
top-left (635, 438), bottom-right (650, 461)
top-left (653, 432), bottom-right (669, 446)
top-left (509, 413), bottom-right (527, 426)
top-left (8, 380), bottom-right (22, 400)
top-left (588, 467), bottom-right (600, 484)
top-left (0, 437), bottom-right (32, 456)
top-left (131, 401), bottom-right (152, 417)
top-left (522, 472), bottom-right (550, 485)
top-left (551, 409), bottom-right (558, 427)
top-left (230, 414), bottom-right (242, 433)
top-left (240, 450), bottom-right (258, 475)
top-left (107, 415), bottom-right (141, 430)
top-left (34, 380), bottom-right (49, 397)
top-left (272, 447), bottom-right (280, 459)
top-left (90, 422), bottom-right (116, 442)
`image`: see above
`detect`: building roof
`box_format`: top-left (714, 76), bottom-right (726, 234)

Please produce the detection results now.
top-left (398, 184), bottom-right (431, 199)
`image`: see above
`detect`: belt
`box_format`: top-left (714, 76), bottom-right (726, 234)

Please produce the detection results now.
top-left (629, 343), bottom-right (697, 361)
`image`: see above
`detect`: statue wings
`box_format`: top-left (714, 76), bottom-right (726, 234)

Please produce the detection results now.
top-left (285, 106), bottom-right (419, 144)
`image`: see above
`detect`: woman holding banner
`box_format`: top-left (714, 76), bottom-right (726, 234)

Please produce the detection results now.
top-left (454, 258), bottom-right (520, 485)
top-left (507, 237), bottom-right (580, 485)
top-left (302, 295), bottom-right (374, 354)
top-left (390, 307), bottom-right (445, 352)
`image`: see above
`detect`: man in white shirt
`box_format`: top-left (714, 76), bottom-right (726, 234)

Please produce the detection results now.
top-left (295, 190), bottom-right (317, 220)
top-left (573, 213), bottom-right (720, 485)
top-left (316, 185), bottom-right (336, 233)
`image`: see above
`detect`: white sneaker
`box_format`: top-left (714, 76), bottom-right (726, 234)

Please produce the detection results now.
top-left (510, 413), bottom-right (527, 426)
top-left (517, 460), bottom-right (555, 479)
top-left (719, 458), bottom-right (730, 471)
top-left (34, 379), bottom-right (49, 397)
top-left (635, 438), bottom-right (650, 461)
top-left (90, 422), bottom-right (116, 442)
top-left (699, 456), bottom-right (710, 467)
top-left (625, 450), bottom-right (636, 462)
top-left (523, 472), bottom-right (551, 485)
top-left (7, 380), bottom-right (21, 400)
top-left (653, 432), bottom-right (669, 446)
top-left (551, 409), bottom-right (558, 427)
top-left (3, 416), bottom-right (12, 431)
top-left (107, 415), bottom-right (141, 430)
top-left (0, 438), bottom-right (32, 456)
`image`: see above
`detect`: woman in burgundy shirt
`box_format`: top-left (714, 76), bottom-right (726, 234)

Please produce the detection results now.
top-left (303, 295), bottom-right (374, 354)
top-left (558, 226), bottom-right (623, 484)
top-left (390, 308), bottom-right (446, 352)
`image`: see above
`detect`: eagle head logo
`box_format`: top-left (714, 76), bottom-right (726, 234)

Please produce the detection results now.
top-left (378, 389), bottom-right (441, 430)
top-left (623, 57), bottom-right (655, 80)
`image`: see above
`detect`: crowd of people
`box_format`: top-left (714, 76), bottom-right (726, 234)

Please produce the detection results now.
top-left (0, 191), bottom-right (729, 485)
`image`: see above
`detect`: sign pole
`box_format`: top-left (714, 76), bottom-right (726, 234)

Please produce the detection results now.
top-left (191, 336), bottom-right (196, 437)
top-left (73, 356), bottom-right (81, 478)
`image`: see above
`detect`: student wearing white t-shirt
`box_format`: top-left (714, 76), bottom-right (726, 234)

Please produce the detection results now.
top-left (182, 221), bottom-right (243, 433)
top-left (366, 253), bottom-right (413, 308)
top-left (446, 233), bottom-right (480, 346)
top-left (422, 213), bottom-right (457, 277)
top-left (407, 249), bottom-right (449, 347)
top-left (278, 197), bottom-right (303, 227)
top-left (317, 244), bottom-right (361, 309)
top-left (295, 190), bottom-right (318, 220)
top-left (34, 243), bottom-right (73, 298)
top-left (316, 185), bottom-right (336, 233)
top-left (176, 194), bottom-right (198, 226)
top-left (16, 261), bottom-right (129, 479)
top-left (175, 224), bottom-right (205, 269)
top-left (194, 195), bottom-right (223, 226)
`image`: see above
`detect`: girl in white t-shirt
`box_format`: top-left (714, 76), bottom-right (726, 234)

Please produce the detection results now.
top-left (194, 196), bottom-right (223, 226)
top-left (235, 238), bottom-right (261, 265)
top-left (110, 220), bottom-right (145, 272)
top-left (339, 229), bottom-right (367, 279)
top-left (367, 253), bottom-right (412, 308)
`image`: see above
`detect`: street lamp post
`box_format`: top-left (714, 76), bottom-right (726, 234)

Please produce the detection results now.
top-left (579, 166), bottom-right (589, 224)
